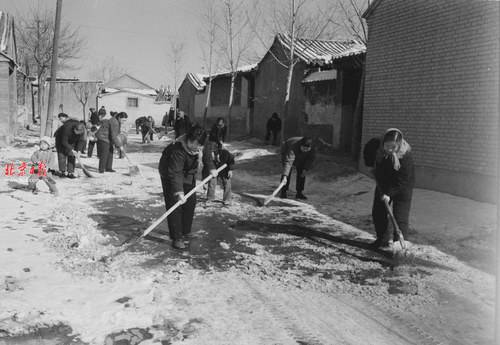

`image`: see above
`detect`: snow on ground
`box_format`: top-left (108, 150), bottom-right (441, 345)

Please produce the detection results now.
top-left (0, 128), bottom-right (495, 344)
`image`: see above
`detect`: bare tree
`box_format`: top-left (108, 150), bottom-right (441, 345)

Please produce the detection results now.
top-left (249, 0), bottom-right (338, 140)
top-left (89, 56), bottom-right (126, 83)
top-left (16, 5), bottom-right (85, 129)
top-left (72, 82), bottom-right (93, 122)
top-left (198, 0), bottom-right (220, 127)
top-left (217, 0), bottom-right (253, 139)
top-left (338, 0), bottom-right (369, 160)
top-left (167, 39), bottom-right (186, 120)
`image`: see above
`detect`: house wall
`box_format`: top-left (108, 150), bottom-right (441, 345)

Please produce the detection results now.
top-left (178, 80), bottom-right (197, 119)
top-left (254, 44), bottom-right (306, 140)
top-left (361, 0), bottom-right (500, 202)
top-left (0, 60), bottom-right (18, 147)
top-left (100, 92), bottom-right (171, 128)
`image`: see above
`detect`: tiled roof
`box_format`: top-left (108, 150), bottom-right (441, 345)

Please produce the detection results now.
top-left (276, 33), bottom-right (366, 64)
top-left (186, 73), bottom-right (206, 91)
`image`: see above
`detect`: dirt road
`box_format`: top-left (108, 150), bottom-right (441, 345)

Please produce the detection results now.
top-left (0, 131), bottom-right (494, 344)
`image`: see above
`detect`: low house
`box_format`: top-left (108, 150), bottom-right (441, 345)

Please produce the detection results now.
top-left (178, 65), bottom-right (256, 138)
top-left (0, 11), bottom-right (18, 146)
top-left (361, 0), bottom-right (499, 202)
top-left (100, 74), bottom-right (171, 127)
top-left (253, 33), bottom-right (365, 151)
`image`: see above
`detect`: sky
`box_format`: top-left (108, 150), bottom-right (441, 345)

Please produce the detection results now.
top-left (0, 0), bottom-right (354, 89)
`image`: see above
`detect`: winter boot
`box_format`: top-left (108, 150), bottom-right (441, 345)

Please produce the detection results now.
top-left (172, 239), bottom-right (186, 250)
top-left (296, 192), bottom-right (307, 200)
top-left (66, 173), bottom-right (77, 179)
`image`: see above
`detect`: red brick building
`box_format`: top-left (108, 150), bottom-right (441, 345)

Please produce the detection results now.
top-left (361, 0), bottom-right (499, 202)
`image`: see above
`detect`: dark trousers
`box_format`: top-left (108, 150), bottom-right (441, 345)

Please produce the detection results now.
top-left (87, 141), bottom-right (96, 158)
top-left (265, 130), bottom-right (279, 145)
top-left (160, 176), bottom-right (197, 241)
top-left (57, 152), bottom-right (75, 174)
top-left (372, 187), bottom-right (412, 243)
top-left (97, 141), bottom-right (114, 172)
top-left (282, 166), bottom-right (305, 194)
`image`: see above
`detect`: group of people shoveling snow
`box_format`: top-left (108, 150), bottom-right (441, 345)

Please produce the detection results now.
top-left (27, 110), bottom-right (414, 253)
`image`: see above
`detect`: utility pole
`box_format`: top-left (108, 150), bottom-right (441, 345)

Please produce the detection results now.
top-left (45, 0), bottom-right (63, 137)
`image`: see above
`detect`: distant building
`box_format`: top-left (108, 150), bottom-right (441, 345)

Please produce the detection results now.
top-left (0, 11), bottom-right (19, 146)
top-left (178, 64), bottom-right (256, 138)
top-left (361, 0), bottom-right (499, 202)
top-left (99, 74), bottom-right (171, 127)
top-left (253, 34), bottom-right (365, 150)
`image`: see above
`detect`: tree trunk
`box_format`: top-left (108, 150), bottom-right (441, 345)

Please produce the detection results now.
top-left (350, 63), bottom-right (366, 161)
top-left (82, 103), bottom-right (86, 122)
top-left (203, 77), bottom-right (213, 128)
top-left (227, 72), bottom-right (236, 140)
top-left (38, 76), bottom-right (46, 136)
top-left (282, 62), bottom-right (295, 141)
top-left (45, 0), bottom-right (63, 137)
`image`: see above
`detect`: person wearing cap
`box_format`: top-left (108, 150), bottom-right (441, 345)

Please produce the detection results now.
top-left (54, 115), bottom-right (86, 178)
top-left (371, 128), bottom-right (415, 250)
top-left (208, 117), bottom-right (227, 147)
top-left (279, 136), bottom-right (315, 200)
top-left (28, 136), bottom-right (59, 195)
top-left (158, 124), bottom-right (214, 250)
top-left (95, 110), bottom-right (124, 173)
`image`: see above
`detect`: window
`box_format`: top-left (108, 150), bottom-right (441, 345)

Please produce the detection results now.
top-left (127, 97), bottom-right (139, 107)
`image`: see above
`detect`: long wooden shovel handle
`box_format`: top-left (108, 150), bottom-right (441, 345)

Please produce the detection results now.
top-left (140, 163), bottom-right (228, 239)
top-left (383, 199), bottom-right (407, 249)
top-left (263, 178), bottom-right (287, 206)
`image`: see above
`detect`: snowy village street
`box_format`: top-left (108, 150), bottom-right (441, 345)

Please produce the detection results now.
top-left (0, 129), bottom-right (496, 345)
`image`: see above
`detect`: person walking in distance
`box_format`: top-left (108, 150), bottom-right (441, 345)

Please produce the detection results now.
top-left (158, 124), bottom-right (215, 250)
top-left (266, 112), bottom-right (282, 146)
top-left (279, 137), bottom-right (315, 200)
top-left (95, 110), bottom-right (124, 173)
top-left (370, 128), bottom-right (415, 250)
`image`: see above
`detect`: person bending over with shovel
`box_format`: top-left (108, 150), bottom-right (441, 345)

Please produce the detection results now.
top-left (371, 128), bottom-right (415, 251)
top-left (159, 124), bottom-right (216, 250)
top-left (280, 137), bottom-right (315, 200)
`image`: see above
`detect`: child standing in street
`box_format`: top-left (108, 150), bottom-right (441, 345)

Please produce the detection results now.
top-left (28, 136), bottom-right (59, 196)
top-left (202, 140), bottom-right (235, 205)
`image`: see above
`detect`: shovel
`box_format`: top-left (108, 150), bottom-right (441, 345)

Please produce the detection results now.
top-left (75, 152), bottom-right (93, 177)
top-left (120, 149), bottom-right (141, 176)
top-left (243, 178), bottom-right (287, 207)
top-left (100, 163), bottom-right (227, 262)
top-left (383, 198), bottom-right (407, 250)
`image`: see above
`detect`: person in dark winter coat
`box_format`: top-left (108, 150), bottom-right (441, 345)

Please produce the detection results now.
top-left (87, 125), bottom-right (98, 158)
top-left (202, 140), bottom-right (235, 204)
top-left (369, 128), bottom-right (415, 250)
top-left (54, 117), bottom-right (86, 178)
top-left (266, 112), bottom-right (282, 145)
top-left (158, 124), bottom-right (212, 250)
top-left (208, 117), bottom-right (227, 147)
top-left (95, 111), bottom-right (123, 173)
top-left (174, 111), bottom-right (191, 139)
top-left (279, 137), bottom-right (315, 200)
top-left (89, 108), bottom-right (99, 126)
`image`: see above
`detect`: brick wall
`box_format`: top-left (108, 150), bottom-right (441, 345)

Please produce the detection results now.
top-left (0, 61), bottom-right (12, 146)
top-left (361, 0), bottom-right (500, 202)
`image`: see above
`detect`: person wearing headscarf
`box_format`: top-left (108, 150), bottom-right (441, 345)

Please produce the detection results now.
top-left (371, 128), bottom-right (415, 250)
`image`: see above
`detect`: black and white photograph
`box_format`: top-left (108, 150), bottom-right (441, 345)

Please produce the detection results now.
top-left (0, 0), bottom-right (498, 344)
